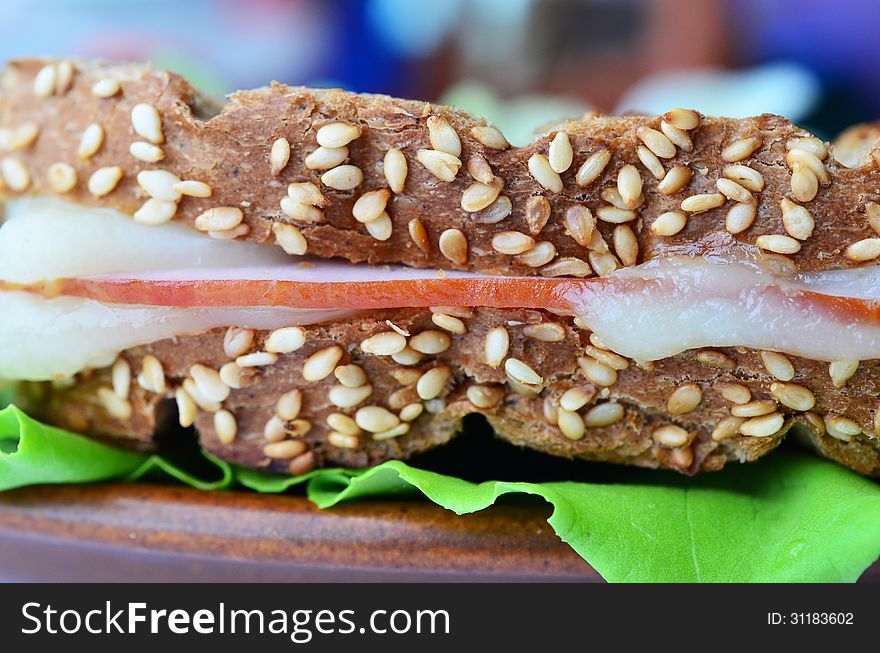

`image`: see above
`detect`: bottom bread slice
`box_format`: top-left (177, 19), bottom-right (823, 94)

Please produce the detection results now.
top-left (21, 308), bottom-right (880, 477)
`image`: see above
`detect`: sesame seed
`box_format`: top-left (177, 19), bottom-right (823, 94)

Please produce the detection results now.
top-left (391, 368), bottom-right (422, 387)
top-left (77, 123), bottom-right (104, 159)
top-left (417, 149), bottom-right (461, 182)
top-left (492, 231), bottom-right (535, 255)
top-left (355, 406), bottom-right (400, 433)
top-left (560, 387), bottom-right (593, 412)
top-left (725, 202), bottom-right (756, 234)
top-left (55, 60), bottom-right (74, 94)
top-left (263, 440), bottom-right (308, 460)
top-left (786, 148), bottom-right (830, 184)
top-left (210, 224), bottom-right (250, 241)
top-left (770, 382), bottom-right (815, 411)
top-left (711, 416), bottom-right (746, 441)
top-left (388, 387), bottom-right (421, 410)
top-left (761, 351), bottom-right (795, 381)
top-left (214, 410), bottom-right (237, 445)
top-left (615, 164), bottom-right (641, 210)
top-left (467, 385), bottom-right (504, 409)
top-left (264, 326), bottom-right (306, 354)
top-left (787, 136), bottom-right (827, 160)
top-left (269, 137), bottom-right (290, 177)
top-left (111, 358), bottom-right (131, 399)
top-left (175, 388), bottom-right (197, 427)
top-left (137, 169), bottom-right (182, 201)
top-left (548, 131), bottom-right (573, 173)
top-left (719, 383), bottom-right (751, 404)
top-left (190, 364), bottom-right (230, 402)
top-left (660, 121), bottom-right (693, 152)
top-left (280, 197), bottom-right (323, 223)
top-left (587, 250), bottom-right (617, 277)
top-left (514, 240), bottom-right (557, 267)
top-left (583, 402), bottom-right (624, 427)
top-left (365, 213), bottom-right (393, 241)
top-left (329, 383), bottom-right (373, 408)
top-left (636, 145), bottom-right (665, 180)
top-left (438, 228), bottom-right (468, 265)
top-left (576, 148), bottom-right (611, 187)
top-left (579, 356), bottom-right (617, 387)
top-left (470, 194), bottom-right (512, 225)
top-left (432, 312), bottom-right (467, 334)
top-left (133, 198), bottom-right (177, 225)
top-left (596, 205), bottom-right (637, 224)
top-left (305, 146), bottom-right (349, 170)
top-left (563, 205), bottom-right (595, 246)
top-left (1, 156), bottom-right (30, 191)
top-left (461, 179), bottom-right (503, 213)
top-left (824, 415), bottom-right (861, 442)
top-left (372, 423), bottom-right (411, 441)
top-left (779, 198), bottom-right (814, 241)
top-left (408, 218), bottom-right (430, 253)
top-left (417, 366), bottom-right (452, 400)
top-left (276, 389), bottom-right (303, 421)
top-left (721, 136), bottom-right (761, 162)
top-left (695, 349), bottom-right (735, 370)
top-left (87, 166), bottom-right (122, 197)
top-left (320, 164), bottom-right (363, 190)
top-left (739, 412), bottom-right (784, 438)
top-left (650, 210), bottom-right (687, 236)
top-left (656, 165), bottom-right (692, 195)
top-left (92, 78), bottom-right (120, 98)
top-left (317, 122), bottom-right (361, 148)
top-left (131, 103), bottom-right (164, 144)
top-left (715, 177), bottom-right (752, 203)
top-left (361, 331), bottom-right (407, 356)
top-left (218, 362), bottom-right (242, 389)
top-left (589, 333), bottom-right (609, 349)
top-left (557, 409), bottom-right (586, 440)
top-left (195, 207), bottom-right (243, 232)
top-left (681, 193), bottom-right (724, 213)
top-left (95, 386), bottom-right (131, 420)
top-left (731, 399), bottom-right (778, 418)
top-left (46, 162), bottom-right (76, 193)
top-left (353, 189), bottom-right (391, 223)
top-left (756, 234), bottom-right (800, 255)
top-left (183, 378), bottom-right (220, 413)
top-left (467, 154), bottom-right (495, 184)
top-left (303, 345), bottom-right (343, 381)
top-left (722, 164), bottom-right (765, 191)
top-left (483, 326), bottom-right (509, 368)
top-left (273, 222), bottom-right (308, 255)
top-left (667, 383), bottom-right (702, 415)
top-left (288, 181), bottom-right (327, 207)
top-left (522, 322), bottom-right (565, 342)
top-left (427, 116), bottom-right (461, 157)
top-left (803, 411), bottom-right (826, 436)
top-left (0, 122), bottom-right (39, 151)
top-left (654, 424), bottom-right (690, 447)
top-left (409, 330), bottom-right (451, 355)
top-left (613, 224), bottom-right (638, 266)
top-left (829, 360), bottom-right (859, 388)
top-left (129, 141), bottom-right (164, 163)
top-left (584, 345), bottom-right (629, 370)
top-left (327, 432), bottom-right (360, 449)
top-left (33, 64), bottom-right (57, 98)
top-left (224, 327), bottom-right (255, 358)
top-left (470, 125), bottom-right (509, 149)
top-left (236, 351), bottom-right (279, 367)
top-left (174, 180), bottom-right (212, 198)
top-left (663, 108), bottom-right (700, 130)
top-left (504, 358), bottom-right (543, 386)
top-left (601, 187), bottom-right (631, 211)
top-left (636, 126), bottom-right (676, 158)
top-left (327, 413), bottom-right (363, 436)
top-left (845, 238), bottom-right (880, 262)
top-left (335, 364), bottom-right (367, 388)
top-left (137, 355), bottom-right (166, 393)
top-left (790, 162), bottom-right (818, 202)
top-left (384, 148), bottom-right (408, 193)
top-left (528, 153), bottom-right (563, 192)
top-left (399, 403), bottom-right (424, 422)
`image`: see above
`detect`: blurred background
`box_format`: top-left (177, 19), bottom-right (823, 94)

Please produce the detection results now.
top-left (0, 0), bottom-right (876, 143)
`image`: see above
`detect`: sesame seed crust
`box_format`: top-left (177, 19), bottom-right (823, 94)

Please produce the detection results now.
top-left (5, 58), bottom-right (880, 274)
top-left (26, 307), bottom-right (880, 478)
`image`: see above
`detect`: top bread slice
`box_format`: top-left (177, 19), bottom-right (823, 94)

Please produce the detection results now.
top-left (2, 57), bottom-right (880, 277)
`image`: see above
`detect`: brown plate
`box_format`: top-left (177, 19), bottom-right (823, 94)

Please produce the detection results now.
top-left (0, 483), bottom-right (601, 582)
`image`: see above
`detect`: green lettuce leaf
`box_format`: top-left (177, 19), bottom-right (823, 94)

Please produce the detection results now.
top-left (2, 404), bottom-right (880, 582)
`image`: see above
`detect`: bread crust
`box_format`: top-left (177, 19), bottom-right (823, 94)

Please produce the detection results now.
top-left (26, 308), bottom-right (880, 477)
top-left (2, 58), bottom-right (880, 277)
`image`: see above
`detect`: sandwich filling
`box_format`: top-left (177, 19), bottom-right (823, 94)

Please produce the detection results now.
top-left (3, 197), bottom-right (880, 380)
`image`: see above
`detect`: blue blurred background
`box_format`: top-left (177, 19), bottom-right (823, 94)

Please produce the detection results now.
top-left (1, 0), bottom-right (876, 142)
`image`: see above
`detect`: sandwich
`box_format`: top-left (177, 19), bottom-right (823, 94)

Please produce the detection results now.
top-left (2, 56), bottom-right (880, 483)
